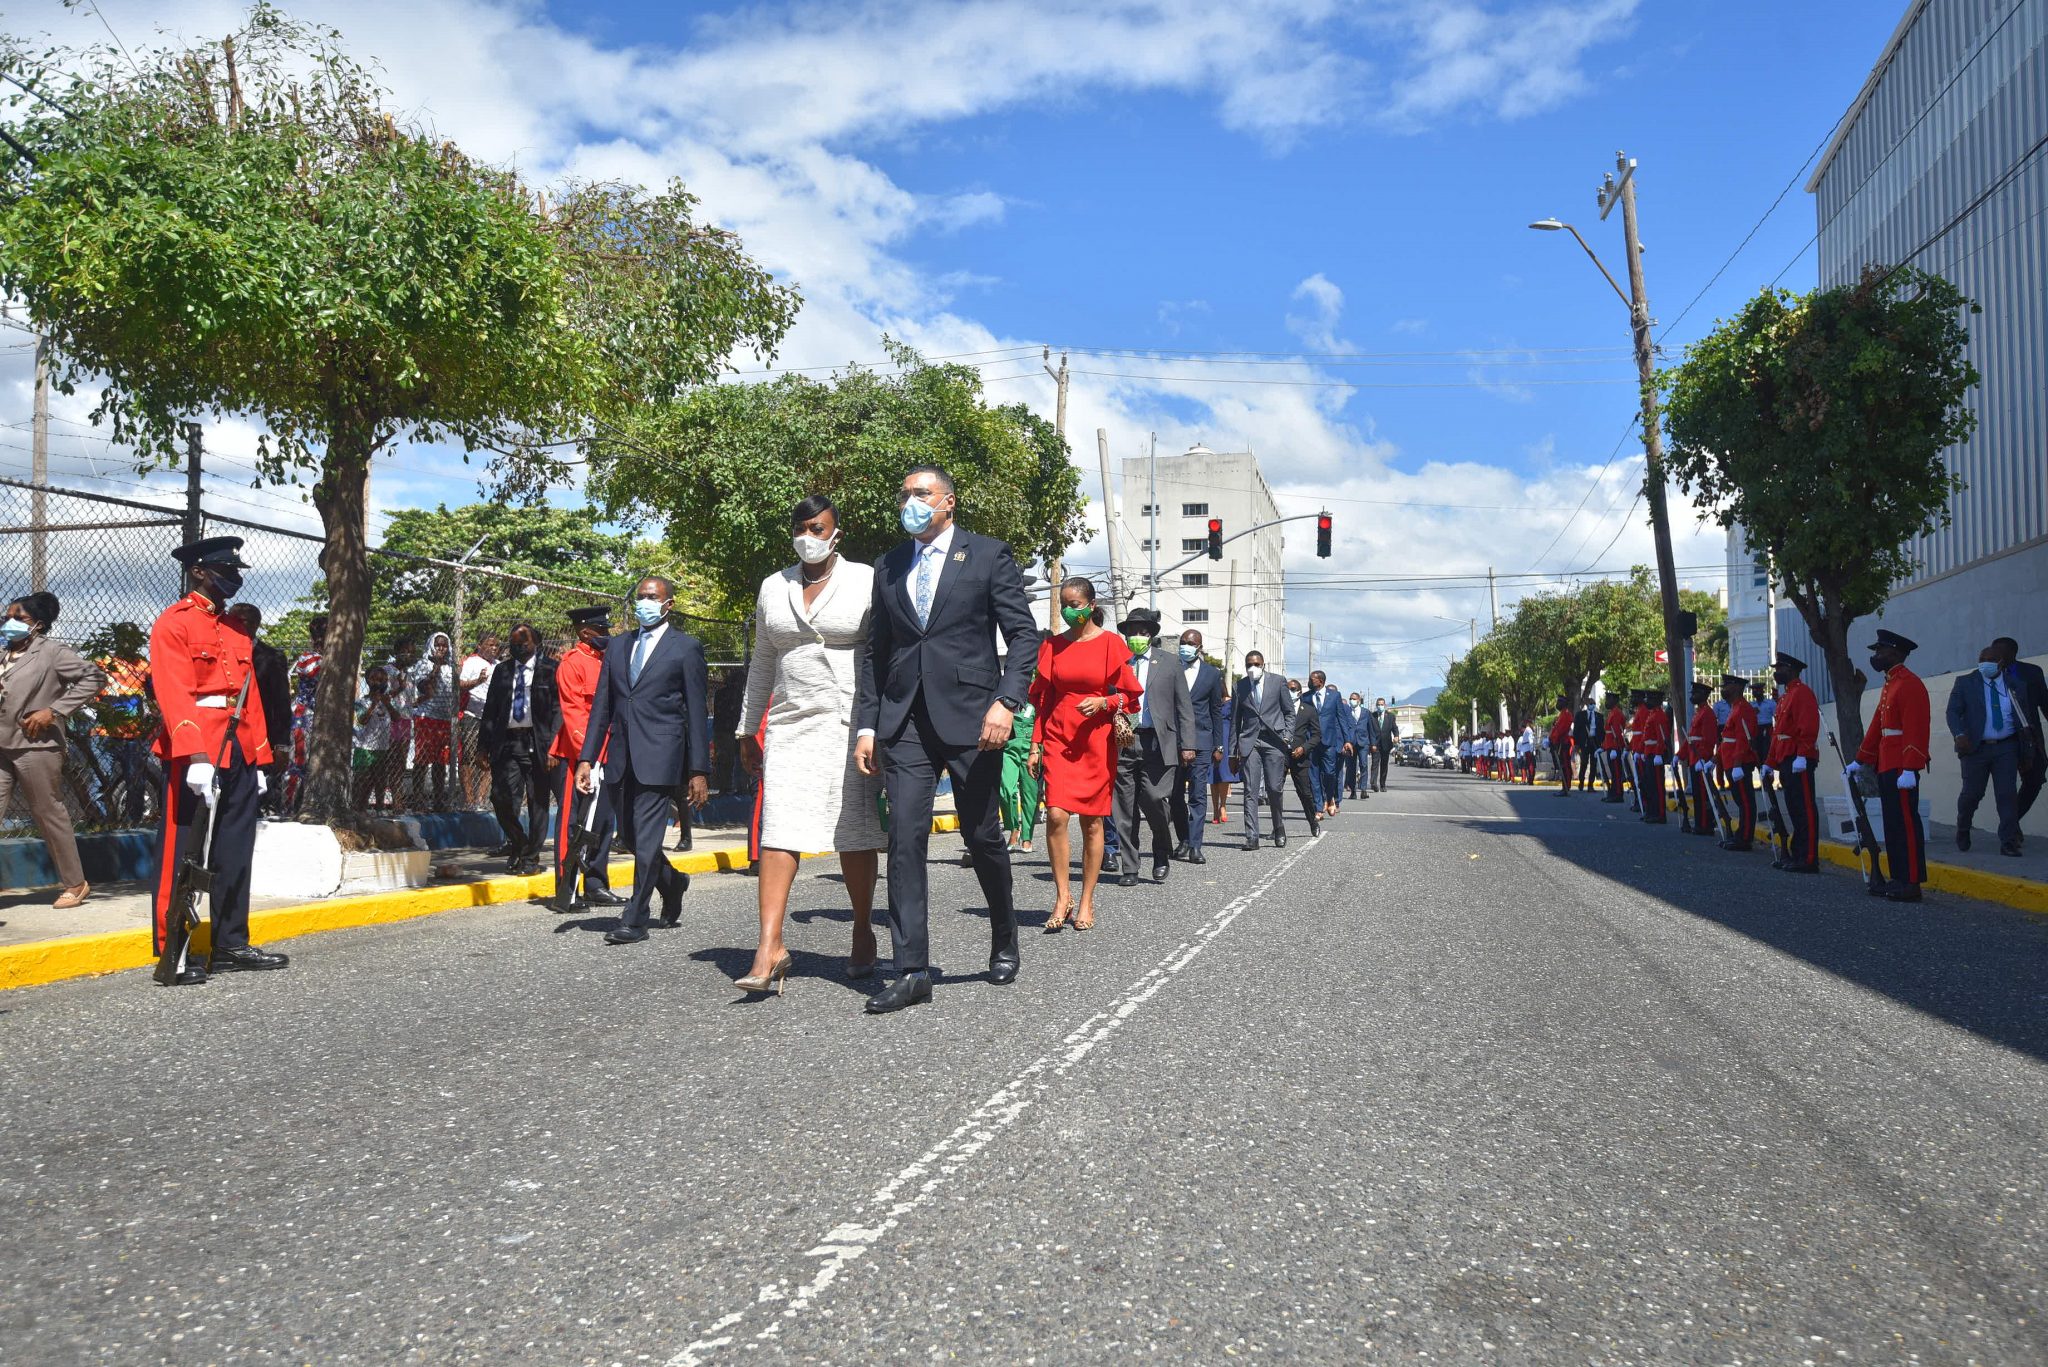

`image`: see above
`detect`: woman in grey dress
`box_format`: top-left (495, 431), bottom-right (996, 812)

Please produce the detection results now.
top-left (734, 496), bottom-right (885, 994)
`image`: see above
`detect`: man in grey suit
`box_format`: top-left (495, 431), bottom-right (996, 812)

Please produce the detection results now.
top-left (1230, 649), bottom-right (1291, 851)
top-left (1171, 627), bottom-right (1226, 864)
top-left (1113, 608), bottom-right (1195, 886)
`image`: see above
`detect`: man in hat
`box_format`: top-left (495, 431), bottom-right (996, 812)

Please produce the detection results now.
top-left (150, 536), bottom-right (288, 978)
top-left (1601, 692), bottom-right (1628, 803)
top-left (1113, 608), bottom-right (1195, 886)
top-left (1716, 674), bottom-right (1762, 852)
top-left (549, 606), bottom-right (620, 907)
top-left (1851, 629), bottom-right (1931, 900)
top-left (1683, 680), bottom-right (1720, 836)
top-left (1763, 652), bottom-right (1821, 872)
top-left (1633, 688), bottom-right (1671, 823)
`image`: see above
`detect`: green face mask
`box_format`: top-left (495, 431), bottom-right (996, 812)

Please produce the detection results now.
top-left (1061, 605), bottom-right (1091, 626)
top-left (1126, 636), bottom-right (1151, 657)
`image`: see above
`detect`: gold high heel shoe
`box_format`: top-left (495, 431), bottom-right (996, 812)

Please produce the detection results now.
top-left (735, 953), bottom-right (794, 995)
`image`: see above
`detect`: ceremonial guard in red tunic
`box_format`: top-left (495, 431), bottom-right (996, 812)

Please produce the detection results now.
top-left (1765, 652), bottom-right (1822, 873)
top-left (1853, 629), bottom-right (1931, 901)
top-left (550, 606), bottom-right (620, 909)
top-left (1684, 680), bottom-right (1720, 838)
top-left (1716, 674), bottom-right (1761, 852)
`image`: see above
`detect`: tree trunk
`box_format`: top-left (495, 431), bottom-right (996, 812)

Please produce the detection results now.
top-left (1787, 584), bottom-right (1868, 759)
top-left (300, 426), bottom-right (375, 824)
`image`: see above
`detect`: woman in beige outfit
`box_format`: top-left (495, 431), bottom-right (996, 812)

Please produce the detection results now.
top-left (0, 593), bottom-right (105, 907)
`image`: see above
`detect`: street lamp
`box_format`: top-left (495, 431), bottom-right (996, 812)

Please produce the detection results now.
top-left (1530, 150), bottom-right (1692, 742)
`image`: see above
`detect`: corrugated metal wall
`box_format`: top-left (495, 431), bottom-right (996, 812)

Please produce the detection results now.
top-left (1813, 0), bottom-right (2048, 585)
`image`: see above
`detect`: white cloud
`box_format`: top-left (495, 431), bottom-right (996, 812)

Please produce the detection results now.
top-left (1286, 273), bottom-right (1352, 354)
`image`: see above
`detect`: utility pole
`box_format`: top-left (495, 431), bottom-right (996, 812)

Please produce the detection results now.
top-left (30, 330), bottom-right (49, 593)
top-left (1487, 567), bottom-right (1498, 629)
top-left (1095, 428), bottom-right (1121, 606)
top-left (1222, 563), bottom-right (1239, 679)
top-left (1305, 623), bottom-right (1315, 678)
top-left (1599, 150), bottom-right (1692, 727)
top-left (1146, 431), bottom-right (1158, 613)
top-left (182, 423), bottom-right (203, 546)
top-left (1764, 551), bottom-right (1779, 672)
top-left (1043, 348), bottom-right (1069, 620)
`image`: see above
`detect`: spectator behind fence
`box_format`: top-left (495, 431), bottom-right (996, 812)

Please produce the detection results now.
top-left (285, 614), bottom-right (325, 813)
top-left (457, 632), bottom-right (497, 807)
top-left (227, 604), bottom-right (291, 816)
top-left (0, 592), bottom-right (104, 907)
top-left (483, 623), bottom-right (559, 875)
top-left (90, 630), bottom-right (155, 827)
top-left (354, 665), bottom-right (404, 812)
top-left (410, 631), bottom-right (457, 811)
top-left (1992, 636), bottom-right (2045, 826)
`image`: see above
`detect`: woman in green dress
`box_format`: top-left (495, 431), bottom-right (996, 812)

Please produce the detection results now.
top-left (999, 699), bottom-right (1041, 852)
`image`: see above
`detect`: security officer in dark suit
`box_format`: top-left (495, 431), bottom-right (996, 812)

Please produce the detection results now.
top-left (481, 622), bottom-right (559, 876)
top-left (1992, 636), bottom-right (2046, 825)
top-left (1170, 627), bottom-right (1225, 865)
top-left (1284, 680), bottom-right (1323, 838)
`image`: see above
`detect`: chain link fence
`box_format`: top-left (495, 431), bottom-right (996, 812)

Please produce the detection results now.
top-left (0, 477), bottom-right (755, 840)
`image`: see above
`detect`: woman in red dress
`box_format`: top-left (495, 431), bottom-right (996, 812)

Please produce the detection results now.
top-left (1028, 577), bottom-right (1141, 932)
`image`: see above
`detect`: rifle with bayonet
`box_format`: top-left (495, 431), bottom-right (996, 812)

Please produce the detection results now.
top-left (552, 767), bottom-right (606, 912)
top-left (1759, 767), bottom-right (1791, 862)
top-left (153, 675), bottom-right (251, 987)
top-left (1702, 764), bottom-right (1738, 843)
top-left (1828, 732), bottom-right (1882, 889)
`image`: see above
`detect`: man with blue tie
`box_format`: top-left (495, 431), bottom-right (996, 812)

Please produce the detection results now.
top-left (1992, 636), bottom-right (2046, 826)
top-left (480, 622), bottom-right (558, 875)
top-left (1947, 642), bottom-right (2026, 857)
top-left (1170, 627), bottom-right (1226, 865)
top-left (577, 577), bottom-right (710, 944)
top-left (1305, 671), bottom-right (1353, 817)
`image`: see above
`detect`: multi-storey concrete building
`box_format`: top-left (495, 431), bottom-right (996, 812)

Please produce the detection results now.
top-left (1117, 444), bottom-right (1287, 675)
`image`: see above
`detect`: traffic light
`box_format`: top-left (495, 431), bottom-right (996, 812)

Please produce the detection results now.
top-left (1206, 518), bottom-right (1223, 560)
top-left (1675, 608), bottom-right (1699, 639)
top-left (1315, 513), bottom-right (1332, 559)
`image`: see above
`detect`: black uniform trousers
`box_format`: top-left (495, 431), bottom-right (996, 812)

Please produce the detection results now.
top-left (490, 729), bottom-right (552, 857)
top-left (1604, 749), bottom-right (1625, 801)
top-left (1554, 740), bottom-right (1574, 791)
top-left (618, 775), bottom-right (686, 929)
top-left (152, 734), bottom-right (260, 954)
top-left (553, 762), bottom-right (617, 893)
top-left (1690, 766), bottom-right (1718, 834)
top-left (1170, 750), bottom-right (1214, 851)
top-left (1639, 756), bottom-right (1667, 821)
top-left (880, 690), bottom-right (1016, 975)
top-left (1877, 767), bottom-right (1927, 886)
top-left (1781, 765), bottom-right (1820, 867)
top-left (1727, 769), bottom-right (1756, 844)
top-left (1114, 729), bottom-right (1176, 874)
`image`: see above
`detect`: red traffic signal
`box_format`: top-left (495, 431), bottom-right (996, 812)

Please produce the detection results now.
top-left (1315, 513), bottom-right (1332, 559)
top-left (1206, 518), bottom-right (1223, 560)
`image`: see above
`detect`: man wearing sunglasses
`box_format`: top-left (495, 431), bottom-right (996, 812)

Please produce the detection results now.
top-left (854, 465), bottom-right (1037, 1014)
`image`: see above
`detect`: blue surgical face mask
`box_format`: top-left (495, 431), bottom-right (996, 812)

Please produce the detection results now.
top-left (1177, 643), bottom-right (1199, 664)
top-left (900, 497), bottom-right (935, 535)
top-left (0, 619), bottom-right (31, 646)
top-left (634, 598), bottom-right (666, 628)
top-left (1978, 660), bottom-right (2000, 680)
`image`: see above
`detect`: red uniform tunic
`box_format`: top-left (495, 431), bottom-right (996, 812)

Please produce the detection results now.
top-left (1717, 699), bottom-right (1760, 770)
top-left (148, 592), bottom-right (270, 765)
top-left (1603, 706), bottom-right (1626, 751)
top-left (1767, 680), bottom-right (1820, 767)
top-left (549, 641), bottom-right (605, 763)
top-left (1637, 707), bottom-right (1671, 758)
top-left (1548, 710), bottom-right (1574, 748)
top-left (1686, 704), bottom-right (1721, 766)
top-left (1855, 665), bottom-right (1931, 772)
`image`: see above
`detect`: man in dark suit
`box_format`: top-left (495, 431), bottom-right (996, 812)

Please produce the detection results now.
top-left (1350, 696), bottom-right (1378, 799)
top-left (1170, 627), bottom-right (1225, 864)
top-left (1993, 636), bottom-right (2045, 827)
top-left (1112, 608), bottom-right (1195, 886)
top-left (1575, 696), bottom-right (1601, 789)
top-left (1230, 649), bottom-right (1291, 850)
top-left (1305, 671), bottom-right (1353, 817)
top-left (1284, 679), bottom-right (1323, 837)
top-left (576, 578), bottom-right (710, 943)
top-left (1948, 641), bottom-right (2028, 856)
top-left (1369, 696), bottom-right (1398, 791)
top-left (226, 604), bottom-right (291, 817)
top-left (480, 622), bottom-right (559, 875)
top-left (853, 464), bottom-right (1036, 1014)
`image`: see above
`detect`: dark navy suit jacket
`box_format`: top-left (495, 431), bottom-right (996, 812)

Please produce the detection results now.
top-left (1185, 660), bottom-right (1225, 753)
top-left (1310, 686), bottom-right (1352, 749)
top-left (579, 623), bottom-right (709, 787)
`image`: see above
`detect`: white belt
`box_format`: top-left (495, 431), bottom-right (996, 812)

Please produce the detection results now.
top-left (1881, 728), bottom-right (1903, 736)
top-left (195, 696), bottom-right (231, 709)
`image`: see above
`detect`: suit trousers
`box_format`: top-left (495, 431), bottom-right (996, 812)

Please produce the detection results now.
top-left (553, 762), bottom-right (617, 892)
top-left (1576, 742), bottom-right (1597, 786)
top-left (881, 692), bottom-right (1016, 975)
top-left (1115, 729), bottom-right (1177, 874)
top-left (1171, 750), bottom-right (1213, 850)
top-left (1372, 746), bottom-right (1392, 790)
top-left (151, 735), bottom-right (259, 953)
top-left (1781, 767), bottom-right (1820, 866)
top-left (1315, 743), bottom-right (1344, 808)
top-left (1237, 739), bottom-right (1286, 842)
top-left (0, 745), bottom-right (85, 886)
top-left (490, 730), bottom-right (551, 856)
top-left (1956, 735), bottom-right (2021, 847)
top-left (1877, 768), bottom-right (1926, 886)
top-left (1287, 756), bottom-right (1320, 828)
top-left (1342, 745), bottom-right (1362, 797)
top-left (619, 775), bottom-right (685, 928)
top-left (2017, 730), bottom-right (2043, 820)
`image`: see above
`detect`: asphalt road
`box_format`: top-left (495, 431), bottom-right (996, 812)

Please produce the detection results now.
top-left (4, 769), bottom-right (2046, 1366)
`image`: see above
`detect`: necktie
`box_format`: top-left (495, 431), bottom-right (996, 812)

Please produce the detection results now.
top-left (632, 631), bottom-right (652, 686)
top-left (915, 545), bottom-right (935, 627)
top-left (512, 663), bottom-right (527, 722)
top-left (1988, 677), bottom-right (2005, 731)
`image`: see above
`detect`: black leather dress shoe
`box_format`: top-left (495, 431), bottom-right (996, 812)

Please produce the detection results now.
top-left (210, 944), bottom-right (289, 972)
top-left (1273, 831), bottom-right (1287, 848)
top-left (1243, 838), bottom-right (1260, 852)
top-left (865, 972), bottom-right (932, 1014)
top-left (1117, 871), bottom-right (1139, 888)
top-left (1885, 885), bottom-right (1923, 902)
top-left (1172, 842), bottom-right (1194, 861)
top-left (988, 948), bottom-right (1020, 985)
top-left (1866, 878), bottom-right (1894, 897)
top-left (2002, 841), bottom-right (2023, 857)
top-left (1956, 828), bottom-right (1972, 851)
top-left (583, 886), bottom-right (623, 906)
top-left (657, 874), bottom-right (689, 926)
top-left (1186, 848), bottom-right (1206, 865)
top-left (604, 926), bottom-right (649, 945)
top-left (1152, 862), bottom-right (1169, 883)
top-left (487, 841), bottom-right (519, 857)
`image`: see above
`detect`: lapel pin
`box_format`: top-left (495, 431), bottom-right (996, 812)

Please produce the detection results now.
top-left (952, 550), bottom-right (967, 562)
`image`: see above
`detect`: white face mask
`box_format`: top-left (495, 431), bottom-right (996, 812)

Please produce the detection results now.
top-left (1245, 665), bottom-right (1264, 682)
top-left (794, 532), bottom-right (838, 565)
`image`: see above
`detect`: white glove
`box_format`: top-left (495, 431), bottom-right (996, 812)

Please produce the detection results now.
top-left (1730, 766), bottom-right (1745, 781)
top-left (184, 761), bottom-right (216, 801)
top-left (1897, 770), bottom-right (1918, 790)
top-left (1792, 756), bottom-right (1808, 773)
top-left (1844, 761), bottom-right (1861, 777)
top-left (256, 769), bottom-right (268, 796)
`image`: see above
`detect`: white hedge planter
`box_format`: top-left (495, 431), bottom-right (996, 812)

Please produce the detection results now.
top-left (252, 819), bottom-right (432, 899)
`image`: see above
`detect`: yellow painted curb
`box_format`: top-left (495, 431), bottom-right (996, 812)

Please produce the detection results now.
top-left (1815, 841), bottom-right (2048, 915)
top-left (0, 814), bottom-right (966, 993)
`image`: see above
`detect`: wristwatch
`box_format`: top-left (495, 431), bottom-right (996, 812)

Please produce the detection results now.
top-left (996, 694), bottom-right (1023, 712)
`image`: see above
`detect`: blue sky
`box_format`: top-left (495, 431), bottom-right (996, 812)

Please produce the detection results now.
top-left (5, 0), bottom-right (1908, 694)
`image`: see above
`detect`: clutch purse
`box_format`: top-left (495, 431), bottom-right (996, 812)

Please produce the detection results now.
top-left (1112, 709), bottom-right (1137, 750)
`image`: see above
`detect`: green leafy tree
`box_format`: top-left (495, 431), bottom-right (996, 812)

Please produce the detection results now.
top-left (1662, 268), bottom-right (1978, 747)
top-left (0, 7), bottom-right (796, 820)
top-left (1503, 569), bottom-right (1664, 710)
top-left (583, 341), bottom-right (1090, 607)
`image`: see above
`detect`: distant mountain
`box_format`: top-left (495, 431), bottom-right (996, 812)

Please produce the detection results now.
top-left (1398, 685), bottom-right (1442, 708)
